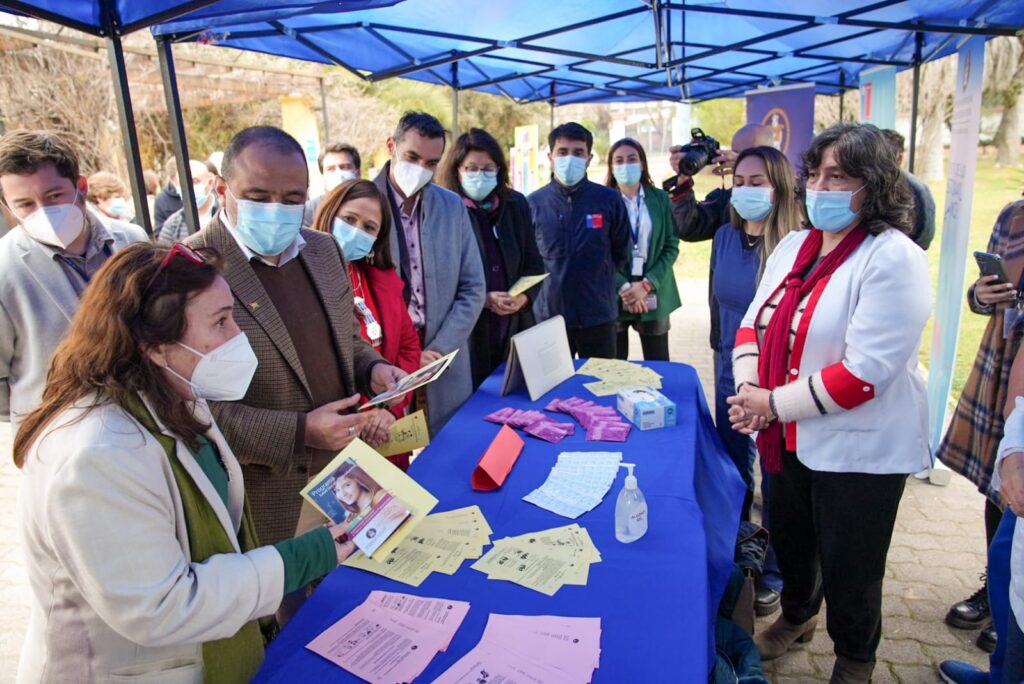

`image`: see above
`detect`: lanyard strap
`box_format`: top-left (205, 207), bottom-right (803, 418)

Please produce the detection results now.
top-left (59, 242), bottom-right (112, 284)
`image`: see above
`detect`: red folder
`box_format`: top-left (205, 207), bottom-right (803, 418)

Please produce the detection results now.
top-left (472, 425), bottom-right (525, 491)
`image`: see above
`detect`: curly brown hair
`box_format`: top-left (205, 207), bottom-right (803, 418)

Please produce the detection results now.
top-left (800, 123), bottom-right (913, 236)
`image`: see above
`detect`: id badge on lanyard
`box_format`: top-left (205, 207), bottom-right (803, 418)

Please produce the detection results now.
top-left (630, 196), bottom-right (644, 277)
top-left (354, 296), bottom-right (383, 347)
top-left (1004, 274), bottom-right (1024, 339)
top-left (1005, 301), bottom-right (1023, 339)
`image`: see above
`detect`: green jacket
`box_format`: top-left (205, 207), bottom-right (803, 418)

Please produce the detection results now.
top-left (616, 185), bottom-right (682, 323)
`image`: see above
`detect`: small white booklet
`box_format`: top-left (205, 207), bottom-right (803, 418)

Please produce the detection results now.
top-left (501, 315), bottom-right (574, 401)
top-left (359, 349), bottom-right (459, 411)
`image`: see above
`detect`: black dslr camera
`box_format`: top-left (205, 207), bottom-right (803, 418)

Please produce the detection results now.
top-left (677, 127), bottom-right (721, 176)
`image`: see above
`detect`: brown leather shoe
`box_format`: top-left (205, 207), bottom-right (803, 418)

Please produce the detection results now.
top-left (753, 615), bottom-right (818, 660)
top-left (830, 656), bottom-right (875, 683)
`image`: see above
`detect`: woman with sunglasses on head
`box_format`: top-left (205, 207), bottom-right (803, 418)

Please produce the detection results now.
top-left (605, 137), bottom-right (681, 361)
top-left (311, 179), bottom-right (421, 469)
top-left (15, 242), bottom-right (355, 684)
top-left (727, 123), bottom-right (931, 683)
top-left (438, 128), bottom-right (545, 389)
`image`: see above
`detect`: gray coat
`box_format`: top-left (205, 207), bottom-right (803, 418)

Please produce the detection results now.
top-left (373, 166), bottom-right (485, 434)
top-left (0, 211), bottom-right (147, 424)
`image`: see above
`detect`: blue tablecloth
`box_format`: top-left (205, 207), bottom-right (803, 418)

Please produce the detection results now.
top-left (255, 360), bottom-right (745, 682)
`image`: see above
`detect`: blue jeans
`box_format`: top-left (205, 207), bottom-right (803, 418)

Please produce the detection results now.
top-left (1002, 611), bottom-right (1024, 684)
top-left (991, 510), bottom-right (1018, 682)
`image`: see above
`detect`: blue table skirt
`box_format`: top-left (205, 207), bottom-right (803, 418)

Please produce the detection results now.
top-left (256, 360), bottom-right (745, 682)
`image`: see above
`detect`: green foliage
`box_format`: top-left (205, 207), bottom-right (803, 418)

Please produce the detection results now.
top-left (691, 98), bottom-right (745, 145)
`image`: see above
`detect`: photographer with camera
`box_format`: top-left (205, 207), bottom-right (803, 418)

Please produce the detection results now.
top-left (663, 124), bottom-right (774, 361)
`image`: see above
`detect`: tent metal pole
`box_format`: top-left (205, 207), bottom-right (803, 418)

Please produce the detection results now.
top-left (320, 77), bottom-right (331, 142)
top-left (549, 83), bottom-right (556, 132)
top-left (106, 31), bottom-right (153, 234)
top-left (451, 62), bottom-right (459, 139)
top-left (156, 37), bottom-right (198, 236)
top-left (908, 31), bottom-right (923, 174)
top-left (839, 69), bottom-right (846, 122)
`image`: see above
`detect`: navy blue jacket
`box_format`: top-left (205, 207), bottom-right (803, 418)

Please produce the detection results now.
top-left (528, 177), bottom-right (632, 328)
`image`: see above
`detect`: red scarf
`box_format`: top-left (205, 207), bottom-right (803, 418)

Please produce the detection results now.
top-left (756, 226), bottom-right (869, 473)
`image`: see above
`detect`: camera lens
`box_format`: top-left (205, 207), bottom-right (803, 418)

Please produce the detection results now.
top-left (679, 147), bottom-right (711, 176)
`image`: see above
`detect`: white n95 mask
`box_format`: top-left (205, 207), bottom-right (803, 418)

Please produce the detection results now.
top-left (165, 332), bottom-right (258, 401)
top-left (18, 191), bottom-right (86, 248)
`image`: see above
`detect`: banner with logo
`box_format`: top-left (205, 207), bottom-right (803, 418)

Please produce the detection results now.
top-left (745, 84), bottom-right (815, 168)
top-left (859, 66), bottom-right (897, 130)
top-left (927, 36), bottom-right (986, 451)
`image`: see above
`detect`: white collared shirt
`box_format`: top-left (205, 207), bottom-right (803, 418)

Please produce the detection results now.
top-left (219, 208), bottom-right (306, 268)
top-left (621, 186), bottom-right (652, 260)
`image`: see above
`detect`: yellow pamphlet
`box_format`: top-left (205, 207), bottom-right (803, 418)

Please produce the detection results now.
top-left (507, 273), bottom-right (549, 298)
top-left (376, 410), bottom-right (430, 457)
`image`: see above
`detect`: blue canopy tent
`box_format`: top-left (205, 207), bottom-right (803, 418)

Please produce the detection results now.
top-left (150, 0), bottom-right (1023, 166)
top-left (0, 0), bottom-right (402, 231)
top-left (1, 0), bottom-right (1022, 230)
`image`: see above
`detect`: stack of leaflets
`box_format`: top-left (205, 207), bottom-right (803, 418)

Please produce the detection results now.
top-left (576, 357), bottom-right (663, 397)
top-left (343, 505), bottom-right (493, 587)
top-left (300, 439), bottom-right (437, 558)
top-left (470, 523), bottom-right (601, 596)
top-left (435, 614), bottom-right (601, 683)
top-left (523, 451), bottom-right (623, 519)
top-left (307, 590), bottom-right (470, 683)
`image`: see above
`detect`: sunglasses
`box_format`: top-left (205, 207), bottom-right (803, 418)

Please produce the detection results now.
top-left (145, 242), bottom-right (207, 293)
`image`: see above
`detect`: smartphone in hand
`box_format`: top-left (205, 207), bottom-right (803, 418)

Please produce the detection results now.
top-left (975, 251), bottom-right (1011, 284)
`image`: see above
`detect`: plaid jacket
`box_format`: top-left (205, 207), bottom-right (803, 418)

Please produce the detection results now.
top-left (937, 200), bottom-right (1024, 502)
top-left (186, 218), bottom-right (383, 544)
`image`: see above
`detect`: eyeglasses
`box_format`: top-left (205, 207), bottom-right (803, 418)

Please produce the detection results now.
top-left (145, 242), bottom-right (207, 293)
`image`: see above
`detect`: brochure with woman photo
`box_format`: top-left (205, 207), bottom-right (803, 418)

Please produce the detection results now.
top-left (359, 349), bottom-right (459, 411)
top-left (301, 439), bottom-right (438, 558)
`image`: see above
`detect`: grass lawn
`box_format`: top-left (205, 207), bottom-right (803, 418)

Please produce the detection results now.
top-left (668, 151), bottom-right (1024, 400)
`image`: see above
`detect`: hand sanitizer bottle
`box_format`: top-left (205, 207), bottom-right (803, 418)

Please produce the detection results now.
top-left (615, 463), bottom-right (648, 543)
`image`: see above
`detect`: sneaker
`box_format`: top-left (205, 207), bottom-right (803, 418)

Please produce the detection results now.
top-left (938, 660), bottom-right (988, 684)
top-left (946, 574), bottom-right (990, 629)
top-left (976, 622), bottom-right (997, 654)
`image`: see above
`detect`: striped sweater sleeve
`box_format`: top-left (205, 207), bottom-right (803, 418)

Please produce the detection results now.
top-left (732, 326), bottom-right (760, 391)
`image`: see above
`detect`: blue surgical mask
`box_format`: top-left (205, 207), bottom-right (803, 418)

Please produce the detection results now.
top-left (192, 181), bottom-right (209, 209)
top-left (805, 186), bottom-right (864, 233)
top-left (553, 155), bottom-right (587, 186)
top-left (332, 217), bottom-right (376, 262)
top-left (227, 187), bottom-right (304, 256)
top-left (108, 197), bottom-right (129, 218)
top-left (730, 186), bottom-right (774, 222)
top-left (460, 170), bottom-right (498, 202)
top-left (613, 162), bottom-right (642, 187)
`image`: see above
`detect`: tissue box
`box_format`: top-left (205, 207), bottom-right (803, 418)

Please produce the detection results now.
top-left (617, 387), bottom-right (677, 431)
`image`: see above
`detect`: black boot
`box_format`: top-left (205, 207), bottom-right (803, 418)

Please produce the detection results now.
top-left (976, 622), bottom-right (997, 654)
top-left (946, 574), bottom-right (990, 630)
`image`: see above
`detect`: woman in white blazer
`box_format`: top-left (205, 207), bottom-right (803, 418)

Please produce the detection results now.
top-left (727, 123), bottom-right (931, 684)
top-left (15, 242), bottom-right (355, 683)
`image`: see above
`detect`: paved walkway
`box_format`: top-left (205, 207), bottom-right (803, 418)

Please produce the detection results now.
top-left (0, 277), bottom-right (996, 682)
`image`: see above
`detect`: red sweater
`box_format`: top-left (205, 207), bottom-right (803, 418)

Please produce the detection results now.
top-left (350, 261), bottom-right (422, 468)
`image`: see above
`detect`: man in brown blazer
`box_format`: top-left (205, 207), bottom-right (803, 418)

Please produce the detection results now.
top-left (185, 126), bottom-right (406, 549)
